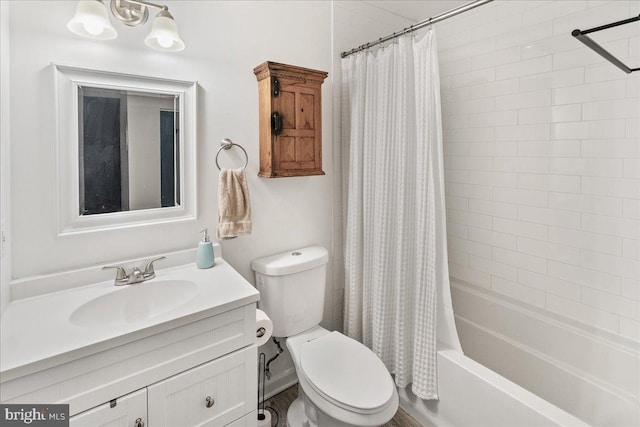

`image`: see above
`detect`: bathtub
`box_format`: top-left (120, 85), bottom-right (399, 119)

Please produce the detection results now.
top-left (397, 278), bottom-right (639, 427)
top-left (398, 346), bottom-right (588, 426)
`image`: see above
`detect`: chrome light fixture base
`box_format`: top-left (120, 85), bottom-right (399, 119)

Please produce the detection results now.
top-left (110, 0), bottom-right (149, 26)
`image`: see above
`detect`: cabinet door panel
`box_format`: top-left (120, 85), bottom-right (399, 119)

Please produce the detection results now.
top-left (296, 137), bottom-right (315, 162)
top-left (280, 137), bottom-right (317, 170)
top-left (148, 347), bottom-right (256, 427)
top-left (276, 137), bottom-right (296, 166)
top-left (69, 388), bottom-right (146, 427)
top-left (274, 90), bottom-right (296, 130)
top-left (298, 93), bottom-right (315, 130)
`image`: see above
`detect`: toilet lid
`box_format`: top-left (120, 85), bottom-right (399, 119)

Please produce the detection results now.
top-left (299, 332), bottom-right (394, 412)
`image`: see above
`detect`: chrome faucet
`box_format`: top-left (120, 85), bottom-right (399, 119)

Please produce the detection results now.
top-left (103, 256), bottom-right (166, 286)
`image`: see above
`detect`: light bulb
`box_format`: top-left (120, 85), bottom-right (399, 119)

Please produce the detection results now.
top-left (67, 1), bottom-right (117, 40)
top-left (144, 10), bottom-right (184, 52)
top-left (157, 36), bottom-right (174, 49)
top-left (83, 20), bottom-right (103, 36)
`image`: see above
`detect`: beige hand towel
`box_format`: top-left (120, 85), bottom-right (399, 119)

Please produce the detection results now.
top-left (217, 168), bottom-right (252, 240)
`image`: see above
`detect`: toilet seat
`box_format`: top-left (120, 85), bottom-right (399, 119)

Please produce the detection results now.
top-left (299, 331), bottom-right (395, 414)
top-left (287, 327), bottom-right (399, 426)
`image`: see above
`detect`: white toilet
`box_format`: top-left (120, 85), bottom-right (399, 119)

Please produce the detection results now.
top-left (252, 246), bottom-right (399, 427)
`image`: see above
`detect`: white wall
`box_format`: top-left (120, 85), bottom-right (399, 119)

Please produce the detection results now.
top-left (436, 0), bottom-right (640, 343)
top-left (1, 1), bottom-right (11, 314)
top-left (4, 0), bottom-right (334, 382)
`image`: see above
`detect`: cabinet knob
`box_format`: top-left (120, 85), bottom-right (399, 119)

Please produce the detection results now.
top-left (134, 418), bottom-right (144, 427)
top-left (205, 396), bottom-right (215, 408)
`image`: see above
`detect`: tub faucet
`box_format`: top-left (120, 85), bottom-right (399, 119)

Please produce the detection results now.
top-left (103, 256), bottom-right (166, 286)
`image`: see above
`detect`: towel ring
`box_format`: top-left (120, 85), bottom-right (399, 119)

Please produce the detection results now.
top-left (216, 138), bottom-right (248, 170)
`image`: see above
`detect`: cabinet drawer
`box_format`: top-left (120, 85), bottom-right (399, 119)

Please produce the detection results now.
top-left (148, 346), bottom-right (256, 427)
top-left (226, 411), bottom-right (257, 427)
top-left (70, 388), bottom-right (146, 427)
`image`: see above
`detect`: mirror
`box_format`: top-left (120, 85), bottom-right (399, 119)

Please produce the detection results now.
top-left (78, 87), bottom-right (180, 215)
top-left (55, 65), bottom-right (197, 235)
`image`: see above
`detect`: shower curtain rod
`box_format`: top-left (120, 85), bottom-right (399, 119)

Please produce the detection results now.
top-left (340, 0), bottom-right (493, 58)
top-left (572, 14), bottom-right (640, 74)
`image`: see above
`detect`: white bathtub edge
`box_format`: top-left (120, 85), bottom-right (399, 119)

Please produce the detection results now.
top-left (398, 347), bottom-right (588, 427)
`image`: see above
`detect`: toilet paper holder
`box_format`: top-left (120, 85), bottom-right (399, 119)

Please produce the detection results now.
top-left (255, 308), bottom-right (273, 346)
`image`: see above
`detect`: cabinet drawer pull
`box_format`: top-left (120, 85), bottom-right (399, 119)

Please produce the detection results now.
top-left (205, 396), bottom-right (215, 408)
top-left (134, 418), bottom-right (144, 427)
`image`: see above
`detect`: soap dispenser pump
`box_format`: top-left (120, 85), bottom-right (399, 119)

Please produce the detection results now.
top-left (196, 229), bottom-right (215, 269)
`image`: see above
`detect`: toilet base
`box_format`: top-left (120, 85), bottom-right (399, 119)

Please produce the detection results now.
top-left (287, 387), bottom-right (382, 427)
top-left (287, 396), bottom-right (310, 427)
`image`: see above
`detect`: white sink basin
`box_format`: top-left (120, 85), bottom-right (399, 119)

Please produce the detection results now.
top-left (70, 280), bottom-right (198, 328)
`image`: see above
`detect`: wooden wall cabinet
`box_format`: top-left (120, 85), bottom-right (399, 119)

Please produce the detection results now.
top-left (253, 61), bottom-right (328, 178)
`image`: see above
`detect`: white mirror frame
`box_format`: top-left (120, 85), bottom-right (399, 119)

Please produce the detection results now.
top-left (53, 64), bottom-right (197, 235)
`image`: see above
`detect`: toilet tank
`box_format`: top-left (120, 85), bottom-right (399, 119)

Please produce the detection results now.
top-left (251, 246), bottom-right (329, 337)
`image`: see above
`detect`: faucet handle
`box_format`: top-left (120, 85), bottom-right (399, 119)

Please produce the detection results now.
top-left (143, 256), bottom-right (166, 279)
top-left (102, 265), bottom-right (129, 286)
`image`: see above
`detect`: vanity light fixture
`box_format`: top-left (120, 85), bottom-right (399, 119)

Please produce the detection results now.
top-left (67, 0), bottom-right (185, 52)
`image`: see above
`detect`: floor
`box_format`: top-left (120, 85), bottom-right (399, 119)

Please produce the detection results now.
top-left (263, 384), bottom-right (422, 427)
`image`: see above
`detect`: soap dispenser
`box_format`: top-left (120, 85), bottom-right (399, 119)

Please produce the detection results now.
top-left (196, 229), bottom-right (215, 269)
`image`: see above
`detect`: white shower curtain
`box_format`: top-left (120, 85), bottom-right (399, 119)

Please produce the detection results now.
top-left (342, 28), bottom-right (460, 400)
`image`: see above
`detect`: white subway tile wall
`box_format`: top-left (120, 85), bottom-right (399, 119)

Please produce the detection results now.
top-left (438, 0), bottom-right (640, 341)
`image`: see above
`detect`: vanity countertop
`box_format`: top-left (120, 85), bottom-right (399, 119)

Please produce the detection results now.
top-left (0, 259), bottom-right (259, 382)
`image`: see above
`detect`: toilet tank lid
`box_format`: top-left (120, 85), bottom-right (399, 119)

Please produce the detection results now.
top-left (251, 246), bottom-right (329, 276)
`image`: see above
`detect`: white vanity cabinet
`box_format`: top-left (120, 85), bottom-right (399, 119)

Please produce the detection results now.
top-left (1, 260), bottom-right (261, 427)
